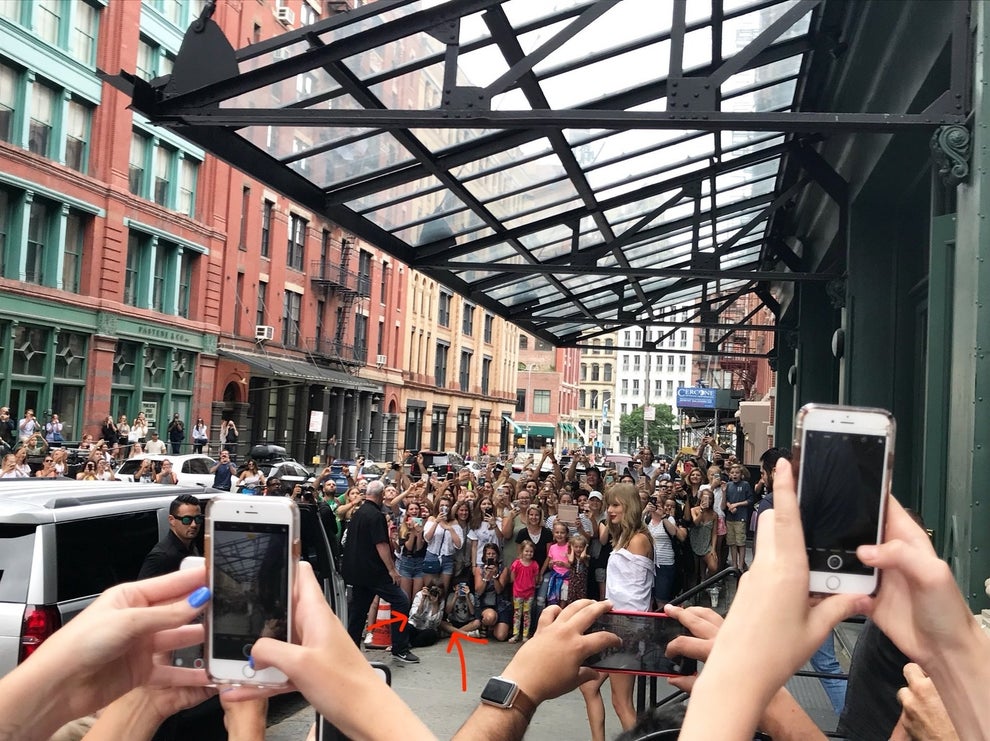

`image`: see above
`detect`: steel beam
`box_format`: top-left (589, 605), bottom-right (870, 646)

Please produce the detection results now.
top-left (158, 108), bottom-right (967, 132)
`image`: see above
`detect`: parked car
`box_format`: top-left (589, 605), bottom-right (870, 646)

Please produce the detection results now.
top-left (0, 479), bottom-right (347, 679)
top-left (240, 444), bottom-right (314, 494)
top-left (116, 454), bottom-right (217, 486)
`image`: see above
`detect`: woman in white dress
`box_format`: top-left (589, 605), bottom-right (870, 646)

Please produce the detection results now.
top-left (580, 482), bottom-right (654, 741)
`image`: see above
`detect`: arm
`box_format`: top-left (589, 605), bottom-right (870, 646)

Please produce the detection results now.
top-left (375, 541), bottom-right (399, 584)
top-left (80, 686), bottom-right (216, 741)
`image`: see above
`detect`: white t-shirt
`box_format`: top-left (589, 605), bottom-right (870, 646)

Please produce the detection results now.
top-left (468, 520), bottom-right (503, 564)
top-left (425, 521), bottom-right (463, 557)
top-left (647, 518), bottom-right (676, 567)
top-left (144, 438), bottom-right (166, 454)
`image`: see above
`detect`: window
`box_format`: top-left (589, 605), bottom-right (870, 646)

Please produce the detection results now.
top-left (679, 355), bottom-right (686, 371)
top-left (654, 379), bottom-right (662, 396)
top-left (666, 380), bottom-right (674, 397)
top-left (357, 250), bottom-right (371, 296)
top-left (62, 211), bottom-right (83, 293)
top-left (667, 355), bottom-right (674, 371)
top-left (591, 364), bottom-right (600, 381)
top-left (623, 330), bottom-right (630, 346)
top-left (71, 1), bottom-right (99, 65)
top-left (579, 390), bottom-right (586, 408)
top-left (238, 186), bottom-right (250, 250)
top-left (434, 342), bottom-right (449, 387)
top-left (261, 200), bottom-right (273, 258)
top-left (481, 356), bottom-right (492, 395)
top-left (177, 157), bottom-right (196, 217)
top-left (533, 390), bottom-right (550, 414)
top-left (621, 403), bottom-right (627, 416)
top-left (635, 330), bottom-right (642, 345)
top-left (604, 363), bottom-right (613, 382)
top-left (128, 132), bottom-right (148, 195)
top-left (153, 145), bottom-right (171, 206)
top-left (580, 363), bottom-right (587, 382)
top-left (0, 189), bottom-right (8, 272)
top-left (633, 354), bottom-right (641, 371)
top-left (28, 81), bottom-right (54, 157)
top-left (282, 290), bottom-right (301, 346)
top-left (34, 0), bottom-right (61, 46)
top-left (680, 330), bottom-right (688, 347)
top-left (516, 389), bottom-right (526, 413)
top-left (632, 380), bottom-right (640, 396)
top-left (300, 0), bottom-right (318, 25)
top-left (26, 200), bottom-right (52, 284)
top-left (605, 338), bottom-right (614, 352)
top-left (458, 350), bottom-right (472, 392)
top-left (483, 313), bottom-right (493, 343)
top-left (519, 335), bottom-right (528, 350)
top-left (438, 291), bottom-right (451, 327)
top-left (622, 354), bottom-right (629, 371)
top-left (64, 99), bottom-right (89, 173)
top-left (590, 390), bottom-right (599, 410)
top-left (256, 281), bottom-right (267, 327)
top-left (288, 214), bottom-right (306, 271)
top-left (678, 380), bottom-right (685, 388)
top-left (124, 230), bottom-right (198, 316)
top-left (621, 379), bottom-right (629, 394)
top-left (354, 314), bottom-right (368, 360)
top-left (462, 303), bottom-right (474, 336)
top-left (0, 63), bottom-right (17, 143)
top-left (380, 260), bottom-right (389, 303)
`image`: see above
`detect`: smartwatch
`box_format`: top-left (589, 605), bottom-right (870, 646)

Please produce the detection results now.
top-left (480, 676), bottom-right (537, 720)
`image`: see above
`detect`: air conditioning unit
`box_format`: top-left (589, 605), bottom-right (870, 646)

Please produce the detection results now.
top-left (376, 354), bottom-right (387, 366)
top-left (255, 325), bottom-right (275, 341)
top-left (766, 424), bottom-right (774, 437)
top-left (276, 6), bottom-right (295, 25)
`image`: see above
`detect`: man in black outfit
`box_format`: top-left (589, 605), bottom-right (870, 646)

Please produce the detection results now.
top-left (343, 480), bottom-right (419, 663)
top-left (138, 493), bottom-right (202, 579)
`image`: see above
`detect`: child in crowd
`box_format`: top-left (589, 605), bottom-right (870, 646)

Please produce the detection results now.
top-left (509, 540), bottom-right (539, 643)
top-left (542, 521), bottom-right (571, 607)
top-left (565, 533), bottom-right (589, 604)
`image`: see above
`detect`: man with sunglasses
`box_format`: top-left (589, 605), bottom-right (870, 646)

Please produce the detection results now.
top-left (138, 493), bottom-right (203, 579)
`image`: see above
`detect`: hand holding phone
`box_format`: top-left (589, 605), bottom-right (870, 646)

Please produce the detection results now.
top-left (206, 495), bottom-right (299, 686)
top-left (582, 610), bottom-right (697, 677)
top-left (794, 403), bottom-right (894, 595)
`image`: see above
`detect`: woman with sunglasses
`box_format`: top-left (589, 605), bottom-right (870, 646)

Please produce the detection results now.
top-left (34, 455), bottom-right (59, 478)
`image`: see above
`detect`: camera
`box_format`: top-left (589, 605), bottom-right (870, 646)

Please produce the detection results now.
top-left (484, 556), bottom-right (496, 566)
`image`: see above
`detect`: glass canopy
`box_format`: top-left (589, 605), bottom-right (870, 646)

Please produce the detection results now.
top-left (117, 0), bottom-right (839, 347)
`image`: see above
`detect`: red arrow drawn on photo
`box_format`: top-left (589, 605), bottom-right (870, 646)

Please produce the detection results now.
top-left (446, 633), bottom-right (489, 691)
top-left (366, 611), bottom-right (409, 633)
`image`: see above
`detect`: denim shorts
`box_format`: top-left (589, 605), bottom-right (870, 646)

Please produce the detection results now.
top-left (397, 555), bottom-right (424, 579)
top-left (422, 552), bottom-right (454, 575)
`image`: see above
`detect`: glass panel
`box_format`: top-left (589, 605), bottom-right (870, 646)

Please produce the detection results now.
top-left (62, 211), bottom-right (83, 292)
top-left (143, 345), bottom-right (169, 389)
top-left (0, 62), bottom-right (16, 143)
top-left (34, 0), bottom-right (60, 45)
top-left (71, 1), bottom-right (99, 66)
top-left (136, 39), bottom-right (155, 80)
top-left (154, 146), bottom-right (170, 206)
top-left (64, 100), bottom-right (89, 172)
top-left (0, 189), bottom-right (8, 275)
top-left (172, 350), bottom-right (194, 391)
top-left (28, 82), bottom-right (54, 157)
top-left (26, 200), bottom-right (49, 284)
top-left (178, 252), bottom-right (191, 317)
top-left (0, 0), bottom-right (23, 23)
top-left (124, 232), bottom-right (141, 306)
top-left (11, 325), bottom-right (49, 376)
top-left (54, 330), bottom-right (86, 380)
top-left (178, 158), bottom-right (196, 216)
top-left (112, 341), bottom-right (138, 385)
top-left (152, 243), bottom-right (167, 312)
top-left (722, 1), bottom-right (809, 58)
top-left (129, 132), bottom-right (147, 195)
top-left (303, 132), bottom-right (414, 188)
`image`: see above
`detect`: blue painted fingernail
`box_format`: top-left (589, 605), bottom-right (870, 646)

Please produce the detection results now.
top-left (248, 656), bottom-right (255, 669)
top-left (187, 586), bottom-right (211, 608)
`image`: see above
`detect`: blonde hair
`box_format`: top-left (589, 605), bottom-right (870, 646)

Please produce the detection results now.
top-left (604, 483), bottom-right (649, 550)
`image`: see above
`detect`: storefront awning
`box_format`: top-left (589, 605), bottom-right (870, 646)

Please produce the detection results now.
top-left (559, 422), bottom-right (573, 435)
top-left (220, 349), bottom-right (381, 393)
top-left (524, 424), bottom-right (556, 438)
top-left (502, 415), bottom-right (523, 435)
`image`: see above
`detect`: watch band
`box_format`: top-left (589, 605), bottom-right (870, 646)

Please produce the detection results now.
top-left (508, 686), bottom-right (537, 721)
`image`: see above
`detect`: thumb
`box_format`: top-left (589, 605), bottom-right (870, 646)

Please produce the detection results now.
top-left (808, 593), bottom-right (863, 641)
top-left (250, 636), bottom-right (303, 678)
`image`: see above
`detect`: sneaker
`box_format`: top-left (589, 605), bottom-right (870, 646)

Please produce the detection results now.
top-left (392, 649), bottom-right (420, 664)
top-left (363, 632), bottom-right (373, 645)
top-left (466, 629), bottom-right (482, 638)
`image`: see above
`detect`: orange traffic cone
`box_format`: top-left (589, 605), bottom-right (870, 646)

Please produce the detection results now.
top-left (367, 600), bottom-right (392, 649)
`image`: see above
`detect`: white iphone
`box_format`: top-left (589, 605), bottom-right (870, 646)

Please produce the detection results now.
top-left (794, 403), bottom-right (895, 595)
top-left (205, 495), bottom-right (299, 686)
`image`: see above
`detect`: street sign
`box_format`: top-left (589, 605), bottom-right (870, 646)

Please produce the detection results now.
top-left (643, 405), bottom-right (655, 421)
top-left (676, 387), bottom-right (717, 409)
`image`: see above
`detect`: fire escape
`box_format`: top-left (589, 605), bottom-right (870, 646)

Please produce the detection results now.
top-left (310, 237), bottom-right (369, 370)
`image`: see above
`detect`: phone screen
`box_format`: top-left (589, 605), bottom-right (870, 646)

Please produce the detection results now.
top-left (798, 430), bottom-right (885, 575)
top-left (212, 522), bottom-right (290, 659)
top-left (582, 611), bottom-right (696, 676)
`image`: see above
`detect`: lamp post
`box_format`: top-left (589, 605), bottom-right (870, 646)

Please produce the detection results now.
top-left (524, 362), bottom-right (536, 451)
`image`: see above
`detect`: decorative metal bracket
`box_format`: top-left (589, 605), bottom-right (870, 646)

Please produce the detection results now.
top-left (931, 124), bottom-right (971, 187)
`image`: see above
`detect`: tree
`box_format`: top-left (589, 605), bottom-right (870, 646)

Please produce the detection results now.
top-left (619, 404), bottom-right (678, 453)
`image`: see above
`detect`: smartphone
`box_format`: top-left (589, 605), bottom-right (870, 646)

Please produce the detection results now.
top-left (446, 471), bottom-right (455, 481)
top-left (793, 403), bottom-right (895, 595)
top-left (172, 556), bottom-right (205, 669)
top-left (205, 495), bottom-right (300, 686)
top-left (421, 473), bottom-right (429, 483)
top-left (317, 663), bottom-right (390, 740)
top-left (582, 610), bottom-right (697, 677)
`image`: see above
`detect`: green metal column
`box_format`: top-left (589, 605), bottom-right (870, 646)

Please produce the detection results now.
top-left (946, 0), bottom-right (990, 609)
top-left (795, 282), bottom-right (840, 407)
